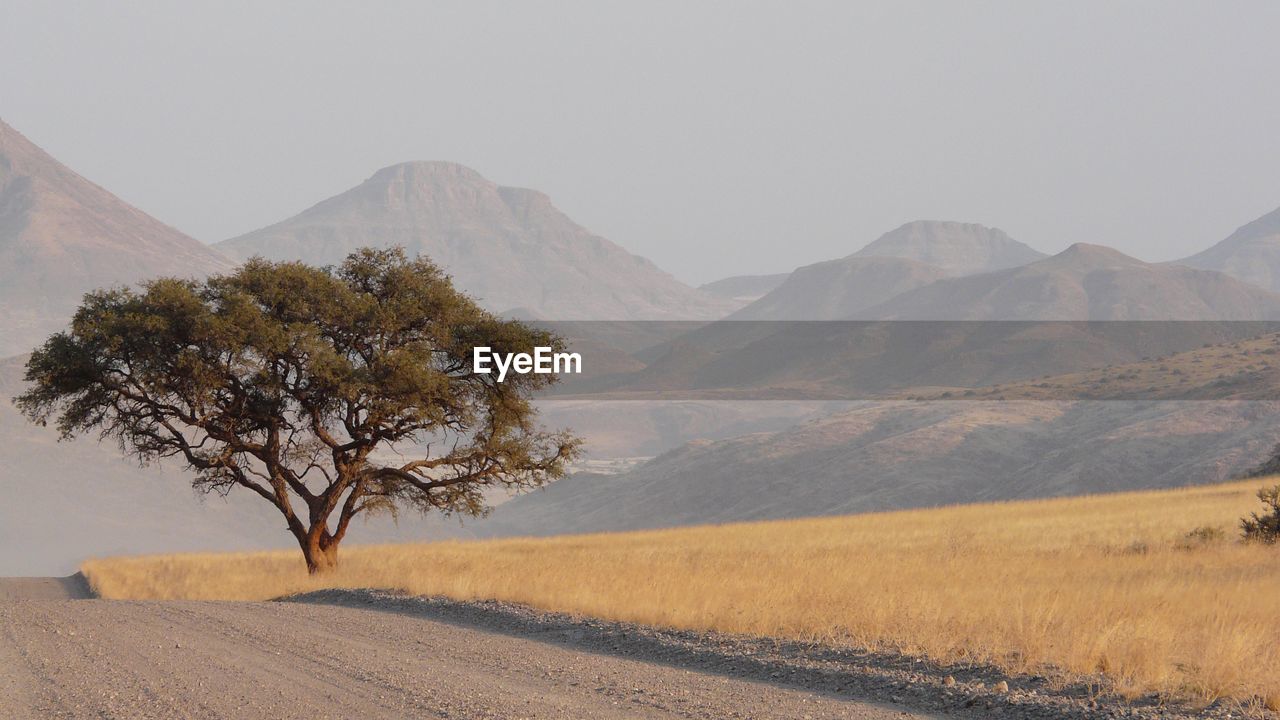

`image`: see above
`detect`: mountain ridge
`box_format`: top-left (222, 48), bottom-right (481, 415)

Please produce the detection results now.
top-left (728, 256), bottom-right (948, 320)
top-left (215, 161), bottom-right (732, 320)
top-left (856, 242), bottom-right (1280, 320)
top-left (727, 220), bottom-right (1044, 320)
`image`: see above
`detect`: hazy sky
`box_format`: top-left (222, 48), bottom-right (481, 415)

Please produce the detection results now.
top-left (3, 1), bottom-right (1279, 284)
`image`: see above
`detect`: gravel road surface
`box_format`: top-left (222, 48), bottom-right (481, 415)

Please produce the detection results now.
top-left (0, 578), bottom-right (927, 720)
top-left (0, 575), bottom-right (91, 601)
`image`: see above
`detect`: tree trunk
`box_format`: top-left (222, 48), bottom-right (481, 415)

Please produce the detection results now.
top-left (300, 531), bottom-right (340, 575)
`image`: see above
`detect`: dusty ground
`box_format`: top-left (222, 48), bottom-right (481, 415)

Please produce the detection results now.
top-left (0, 577), bottom-right (927, 720)
top-left (2, 579), bottom-right (1267, 720)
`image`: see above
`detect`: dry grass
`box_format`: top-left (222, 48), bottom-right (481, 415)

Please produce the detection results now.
top-left (85, 479), bottom-right (1280, 707)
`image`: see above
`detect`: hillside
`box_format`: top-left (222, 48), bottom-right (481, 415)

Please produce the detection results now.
top-left (215, 162), bottom-right (732, 320)
top-left (697, 273), bottom-right (789, 305)
top-left (1177, 205), bottom-right (1280, 292)
top-left (727, 221), bottom-right (1040, 320)
top-left (0, 120), bottom-right (234, 356)
top-left (516, 322), bottom-right (1280, 538)
top-left (851, 220), bottom-right (1046, 276)
top-left (536, 399), bottom-right (855, 458)
top-left (552, 320), bottom-right (1280, 399)
top-left (910, 331), bottom-right (1280, 401)
top-left (483, 399), bottom-right (1280, 534)
top-left (857, 242), bottom-right (1280, 320)
top-left (727, 256), bottom-right (947, 320)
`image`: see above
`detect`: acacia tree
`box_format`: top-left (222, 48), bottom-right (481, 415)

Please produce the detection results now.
top-left (17, 248), bottom-right (580, 573)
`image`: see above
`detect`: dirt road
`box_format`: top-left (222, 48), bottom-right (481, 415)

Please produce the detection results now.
top-left (0, 579), bottom-right (927, 720)
top-left (0, 575), bottom-right (92, 601)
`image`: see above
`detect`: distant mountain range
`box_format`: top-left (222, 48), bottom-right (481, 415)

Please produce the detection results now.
top-left (724, 222), bottom-right (1280, 322)
top-left (855, 242), bottom-right (1280, 317)
top-left (8, 115), bottom-right (1280, 342)
top-left (727, 221), bottom-right (1042, 320)
top-left (0, 119), bottom-right (233, 356)
top-left (10, 116), bottom-right (1280, 571)
top-left (855, 242), bottom-right (1280, 321)
top-left (214, 161), bottom-right (733, 320)
top-left (552, 234), bottom-right (1280, 399)
top-left (728, 256), bottom-right (948, 320)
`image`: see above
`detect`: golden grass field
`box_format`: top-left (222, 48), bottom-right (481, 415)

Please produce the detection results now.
top-left (84, 479), bottom-right (1280, 708)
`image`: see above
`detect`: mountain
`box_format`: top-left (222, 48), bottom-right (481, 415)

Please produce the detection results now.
top-left (480, 399), bottom-right (1280, 536)
top-left (725, 221), bottom-right (1039, 320)
top-left (857, 243), bottom-right (1280, 320)
top-left (698, 273), bottom-right (789, 305)
top-left (851, 221), bottom-right (1046, 276)
top-left (215, 162), bottom-right (732, 320)
top-left (728, 256), bottom-right (947, 320)
top-left (1177, 205), bottom-right (1280, 292)
top-left (0, 119), bottom-right (234, 356)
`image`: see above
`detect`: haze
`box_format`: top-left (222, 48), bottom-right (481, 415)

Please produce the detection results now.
top-left (2, 0), bottom-right (1279, 284)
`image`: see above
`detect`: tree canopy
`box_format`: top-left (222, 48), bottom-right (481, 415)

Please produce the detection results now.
top-left (17, 248), bottom-right (580, 572)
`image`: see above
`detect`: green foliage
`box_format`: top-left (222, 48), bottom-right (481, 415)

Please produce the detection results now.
top-left (17, 248), bottom-right (581, 570)
top-left (1240, 485), bottom-right (1280, 545)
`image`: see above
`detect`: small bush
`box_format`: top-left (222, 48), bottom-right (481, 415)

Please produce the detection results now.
top-left (1240, 485), bottom-right (1280, 545)
top-left (1176, 525), bottom-right (1225, 550)
top-left (1119, 540), bottom-right (1150, 556)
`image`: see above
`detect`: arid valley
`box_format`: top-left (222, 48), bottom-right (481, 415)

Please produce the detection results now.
top-left (4, 4), bottom-right (1280, 719)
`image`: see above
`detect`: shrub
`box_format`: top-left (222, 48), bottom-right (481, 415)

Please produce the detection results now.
top-left (1176, 525), bottom-right (1225, 550)
top-left (1240, 485), bottom-right (1280, 545)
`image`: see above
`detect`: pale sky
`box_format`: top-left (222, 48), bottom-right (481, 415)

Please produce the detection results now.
top-left (3, 0), bottom-right (1279, 284)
